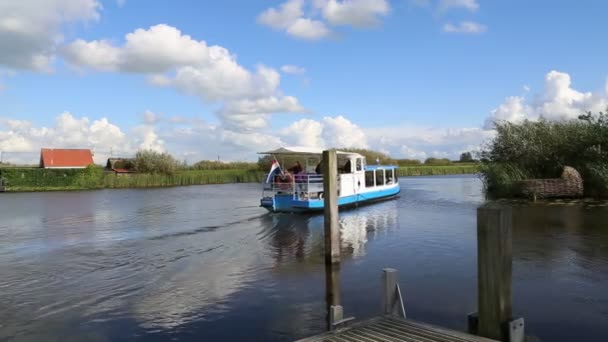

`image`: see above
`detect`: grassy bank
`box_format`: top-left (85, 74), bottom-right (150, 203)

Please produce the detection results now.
top-left (0, 164), bottom-right (479, 192)
top-left (0, 168), bottom-right (264, 192)
top-left (396, 164), bottom-right (479, 177)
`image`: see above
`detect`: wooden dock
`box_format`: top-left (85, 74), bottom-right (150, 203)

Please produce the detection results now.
top-left (297, 316), bottom-right (498, 342)
top-left (304, 150), bottom-right (525, 342)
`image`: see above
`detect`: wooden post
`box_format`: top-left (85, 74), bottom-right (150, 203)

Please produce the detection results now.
top-left (382, 268), bottom-right (406, 318)
top-left (477, 206), bottom-right (513, 340)
top-left (323, 149), bottom-right (340, 265)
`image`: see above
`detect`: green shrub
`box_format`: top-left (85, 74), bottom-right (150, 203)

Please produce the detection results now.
top-left (480, 109), bottom-right (608, 197)
top-left (134, 150), bottom-right (179, 175)
top-left (424, 158), bottom-right (452, 166)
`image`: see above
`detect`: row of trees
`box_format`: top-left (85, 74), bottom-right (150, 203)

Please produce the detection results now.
top-left (131, 149), bottom-right (479, 176)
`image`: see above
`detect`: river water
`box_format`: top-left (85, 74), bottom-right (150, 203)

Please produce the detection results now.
top-left (0, 175), bottom-right (606, 341)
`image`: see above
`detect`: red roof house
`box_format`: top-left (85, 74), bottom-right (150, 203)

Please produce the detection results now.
top-left (40, 148), bottom-right (94, 169)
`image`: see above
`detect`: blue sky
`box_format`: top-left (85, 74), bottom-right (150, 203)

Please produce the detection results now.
top-left (1, 0), bottom-right (607, 162)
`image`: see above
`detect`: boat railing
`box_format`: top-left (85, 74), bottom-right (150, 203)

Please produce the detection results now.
top-left (264, 173), bottom-right (339, 200)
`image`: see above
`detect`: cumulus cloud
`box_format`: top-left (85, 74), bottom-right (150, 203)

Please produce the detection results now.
top-left (281, 65), bottom-right (306, 74)
top-left (484, 70), bottom-right (608, 129)
top-left (314, 0), bottom-right (390, 28)
top-left (62, 24), bottom-right (306, 130)
top-left (366, 125), bottom-right (494, 160)
top-left (280, 115), bottom-right (368, 149)
top-left (0, 0), bottom-right (102, 71)
top-left (438, 0), bottom-right (479, 12)
top-left (443, 21), bottom-right (486, 34)
top-left (0, 112), bottom-right (165, 164)
top-left (258, 0), bottom-right (330, 40)
top-left (258, 0), bottom-right (389, 40)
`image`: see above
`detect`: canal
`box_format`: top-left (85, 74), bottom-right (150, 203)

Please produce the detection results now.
top-left (0, 175), bottom-right (606, 341)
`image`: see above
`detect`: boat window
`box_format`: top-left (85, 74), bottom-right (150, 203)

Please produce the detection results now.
top-left (365, 171), bottom-right (375, 187)
top-left (356, 158), bottom-right (362, 172)
top-left (394, 169), bottom-right (398, 183)
top-left (376, 169), bottom-right (385, 186)
top-left (386, 169), bottom-right (394, 184)
top-left (340, 159), bottom-right (352, 174)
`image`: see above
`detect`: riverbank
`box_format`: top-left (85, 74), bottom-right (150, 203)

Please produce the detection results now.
top-left (0, 164), bottom-right (479, 192)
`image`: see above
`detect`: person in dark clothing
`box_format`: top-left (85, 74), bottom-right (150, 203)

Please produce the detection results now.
top-left (288, 161), bottom-right (303, 174)
top-left (315, 161), bottom-right (322, 174)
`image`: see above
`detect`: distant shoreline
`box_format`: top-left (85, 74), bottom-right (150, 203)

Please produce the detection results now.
top-left (0, 165), bottom-right (479, 193)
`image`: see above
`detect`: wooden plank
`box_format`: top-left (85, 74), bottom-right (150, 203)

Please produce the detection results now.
top-left (296, 317), bottom-right (500, 342)
top-left (477, 207), bottom-right (513, 341)
top-left (323, 149), bottom-right (340, 265)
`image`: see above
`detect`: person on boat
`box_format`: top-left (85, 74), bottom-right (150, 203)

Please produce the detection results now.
top-left (288, 161), bottom-right (303, 174)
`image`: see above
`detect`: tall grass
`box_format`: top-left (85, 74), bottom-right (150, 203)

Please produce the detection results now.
top-left (396, 164), bottom-right (479, 177)
top-left (480, 110), bottom-right (608, 197)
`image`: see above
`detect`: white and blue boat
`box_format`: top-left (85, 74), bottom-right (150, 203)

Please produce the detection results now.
top-left (259, 147), bottom-right (400, 213)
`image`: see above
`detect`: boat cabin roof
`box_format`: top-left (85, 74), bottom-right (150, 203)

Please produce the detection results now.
top-left (258, 146), bottom-right (363, 158)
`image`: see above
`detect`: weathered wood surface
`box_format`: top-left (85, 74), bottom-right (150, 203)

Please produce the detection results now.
top-left (297, 316), bottom-right (499, 342)
top-left (323, 149), bottom-right (340, 265)
top-left (477, 207), bottom-right (513, 340)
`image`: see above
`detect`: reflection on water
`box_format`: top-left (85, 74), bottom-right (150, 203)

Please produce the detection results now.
top-left (0, 177), bottom-right (607, 341)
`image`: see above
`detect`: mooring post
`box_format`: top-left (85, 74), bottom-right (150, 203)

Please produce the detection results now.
top-left (382, 268), bottom-right (406, 318)
top-left (476, 206), bottom-right (522, 341)
top-left (323, 149), bottom-right (340, 265)
top-left (322, 149), bottom-right (353, 330)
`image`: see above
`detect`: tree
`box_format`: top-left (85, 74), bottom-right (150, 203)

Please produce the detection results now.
top-left (459, 152), bottom-right (474, 163)
top-left (134, 150), bottom-right (179, 175)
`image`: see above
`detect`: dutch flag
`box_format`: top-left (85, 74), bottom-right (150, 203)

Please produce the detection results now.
top-left (265, 159), bottom-right (281, 183)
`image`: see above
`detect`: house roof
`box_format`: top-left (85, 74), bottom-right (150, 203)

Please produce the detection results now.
top-left (40, 148), bottom-right (94, 168)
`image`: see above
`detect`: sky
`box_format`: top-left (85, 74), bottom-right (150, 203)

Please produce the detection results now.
top-left (1, 0), bottom-right (607, 163)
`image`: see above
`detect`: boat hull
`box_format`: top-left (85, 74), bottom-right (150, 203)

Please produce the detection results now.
top-left (260, 185), bottom-right (400, 213)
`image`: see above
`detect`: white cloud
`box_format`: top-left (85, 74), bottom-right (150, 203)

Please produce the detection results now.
top-left (258, 0), bottom-right (389, 40)
top-left (443, 21), bottom-right (486, 34)
top-left (62, 24), bottom-right (307, 130)
top-left (322, 115), bottom-right (368, 148)
top-left (438, 0), bottom-right (479, 12)
top-left (0, 0), bottom-right (102, 71)
top-left (366, 125), bottom-right (494, 160)
top-left (281, 65), bottom-right (306, 74)
top-left (281, 115), bottom-right (368, 149)
top-left (280, 118), bottom-right (325, 147)
top-left (484, 70), bottom-right (608, 129)
top-left (0, 112), bottom-right (166, 164)
top-left (286, 18), bottom-right (331, 40)
top-left (314, 0), bottom-right (390, 28)
top-left (258, 0), bottom-right (331, 40)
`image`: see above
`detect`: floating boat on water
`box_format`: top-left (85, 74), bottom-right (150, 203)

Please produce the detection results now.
top-left (258, 147), bottom-right (400, 213)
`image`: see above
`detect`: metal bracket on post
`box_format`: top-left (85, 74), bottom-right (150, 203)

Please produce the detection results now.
top-left (329, 305), bottom-right (355, 330)
top-left (382, 268), bottom-right (406, 319)
top-left (507, 317), bottom-right (525, 342)
top-left (467, 312), bottom-right (479, 335)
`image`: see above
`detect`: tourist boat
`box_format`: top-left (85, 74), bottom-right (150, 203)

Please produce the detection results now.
top-left (258, 147), bottom-right (400, 213)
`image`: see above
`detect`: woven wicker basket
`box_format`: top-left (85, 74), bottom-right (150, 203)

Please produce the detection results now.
top-left (516, 166), bottom-right (583, 198)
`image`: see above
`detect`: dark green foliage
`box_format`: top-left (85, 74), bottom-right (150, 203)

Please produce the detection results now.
top-left (395, 159), bottom-right (422, 166)
top-left (396, 165), bottom-right (479, 176)
top-left (341, 148), bottom-right (396, 165)
top-left (192, 160), bottom-right (258, 170)
top-left (134, 150), bottom-right (179, 175)
top-left (424, 158), bottom-right (452, 166)
top-left (480, 109), bottom-right (608, 197)
top-left (459, 152), bottom-right (474, 163)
